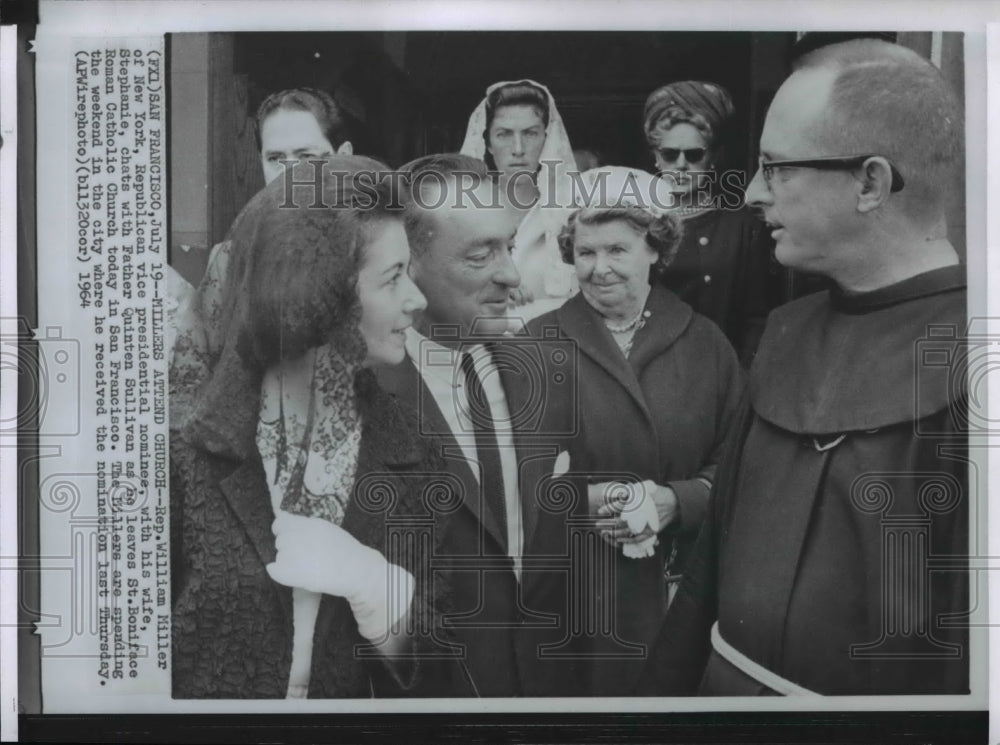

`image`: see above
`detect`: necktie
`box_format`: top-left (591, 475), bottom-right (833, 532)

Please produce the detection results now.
top-left (460, 350), bottom-right (508, 550)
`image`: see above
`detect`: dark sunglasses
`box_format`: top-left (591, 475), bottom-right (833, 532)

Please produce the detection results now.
top-left (657, 147), bottom-right (708, 164)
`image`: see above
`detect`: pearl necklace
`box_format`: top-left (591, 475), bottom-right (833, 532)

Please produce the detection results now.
top-left (604, 307), bottom-right (648, 334)
top-left (605, 309), bottom-right (651, 358)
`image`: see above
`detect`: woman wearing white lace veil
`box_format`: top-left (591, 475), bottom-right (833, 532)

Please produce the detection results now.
top-left (460, 79), bottom-right (579, 321)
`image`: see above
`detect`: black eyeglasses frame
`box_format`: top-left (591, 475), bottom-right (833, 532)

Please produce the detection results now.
top-left (757, 154), bottom-right (905, 192)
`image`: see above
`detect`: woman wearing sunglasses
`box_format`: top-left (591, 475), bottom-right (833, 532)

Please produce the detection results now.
top-left (643, 81), bottom-right (779, 365)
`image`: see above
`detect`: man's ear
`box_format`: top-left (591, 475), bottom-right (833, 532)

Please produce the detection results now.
top-left (857, 157), bottom-right (894, 213)
top-left (336, 141), bottom-right (354, 156)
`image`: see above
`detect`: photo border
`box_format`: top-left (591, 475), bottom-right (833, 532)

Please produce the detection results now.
top-left (8, 0), bottom-right (998, 741)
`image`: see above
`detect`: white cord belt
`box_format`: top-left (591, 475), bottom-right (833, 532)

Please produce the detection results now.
top-left (710, 622), bottom-right (821, 697)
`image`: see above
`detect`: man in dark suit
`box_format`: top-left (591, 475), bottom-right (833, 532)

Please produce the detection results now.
top-left (375, 154), bottom-right (585, 696)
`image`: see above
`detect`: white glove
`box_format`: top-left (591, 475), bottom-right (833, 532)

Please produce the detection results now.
top-left (552, 450), bottom-right (571, 478)
top-left (266, 512), bottom-right (415, 642)
top-left (618, 480), bottom-right (660, 559)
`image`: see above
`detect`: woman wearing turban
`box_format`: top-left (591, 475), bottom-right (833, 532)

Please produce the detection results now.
top-left (643, 81), bottom-right (779, 365)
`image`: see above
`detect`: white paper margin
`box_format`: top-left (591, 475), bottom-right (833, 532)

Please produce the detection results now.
top-left (1, 22), bottom-right (21, 745)
top-left (986, 21), bottom-right (1000, 745)
top-left (15, 0), bottom-right (997, 725)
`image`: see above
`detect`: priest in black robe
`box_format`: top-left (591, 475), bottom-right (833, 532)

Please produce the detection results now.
top-left (638, 39), bottom-right (970, 697)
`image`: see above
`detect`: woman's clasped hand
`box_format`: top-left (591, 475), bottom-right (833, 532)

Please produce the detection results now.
top-left (589, 480), bottom-right (680, 548)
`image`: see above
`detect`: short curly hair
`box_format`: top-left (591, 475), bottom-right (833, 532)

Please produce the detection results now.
top-left (557, 207), bottom-right (684, 279)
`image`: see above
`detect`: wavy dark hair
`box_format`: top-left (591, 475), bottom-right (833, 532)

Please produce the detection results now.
top-left (226, 155), bottom-right (402, 368)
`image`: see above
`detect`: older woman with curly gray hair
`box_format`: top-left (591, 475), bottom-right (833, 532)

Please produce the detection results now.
top-left (528, 167), bottom-right (746, 696)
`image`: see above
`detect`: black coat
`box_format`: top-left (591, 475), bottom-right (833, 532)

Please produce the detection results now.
top-left (659, 206), bottom-right (779, 365)
top-left (171, 372), bottom-right (458, 698)
top-left (529, 286), bottom-right (745, 695)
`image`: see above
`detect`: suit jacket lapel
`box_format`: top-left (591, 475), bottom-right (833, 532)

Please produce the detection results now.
top-left (376, 357), bottom-right (507, 550)
top-left (627, 285), bottom-right (693, 373)
top-left (556, 288), bottom-right (693, 422)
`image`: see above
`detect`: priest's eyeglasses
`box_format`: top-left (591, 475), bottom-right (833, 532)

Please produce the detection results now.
top-left (757, 155), bottom-right (905, 192)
